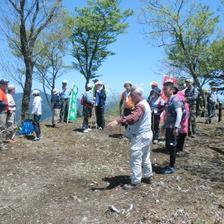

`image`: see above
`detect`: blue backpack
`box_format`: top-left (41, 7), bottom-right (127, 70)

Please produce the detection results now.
top-left (19, 119), bottom-right (35, 135)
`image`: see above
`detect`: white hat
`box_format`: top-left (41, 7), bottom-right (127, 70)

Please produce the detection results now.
top-left (32, 89), bottom-right (40, 95)
top-left (62, 79), bottom-right (67, 83)
top-left (185, 78), bottom-right (193, 83)
top-left (52, 88), bottom-right (59, 94)
top-left (8, 84), bottom-right (15, 90)
top-left (87, 83), bottom-right (93, 89)
top-left (95, 80), bottom-right (103, 85)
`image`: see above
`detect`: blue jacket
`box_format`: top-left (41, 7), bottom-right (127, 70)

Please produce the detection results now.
top-left (51, 95), bottom-right (61, 109)
top-left (95, 89), bottom-right (106, 107)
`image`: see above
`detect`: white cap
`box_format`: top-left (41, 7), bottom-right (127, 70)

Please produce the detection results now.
top-left (8, 84), bottom-right (15, 90)
top-left (87, 83), bottom-right (93, 89)
top-left (52, 88), bottom-right (59, 94)
top-left (185, 78), bottom-right (193, 83)
top-left (62, 79), bottom-right (67, 84)
top-left (32, 89), bottom-right (40, 95)
top-left (95, 80), bottom-right (103, 85)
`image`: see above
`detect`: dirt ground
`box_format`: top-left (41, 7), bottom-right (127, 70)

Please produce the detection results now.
top-left (0, 118), bottom-right (224, 224)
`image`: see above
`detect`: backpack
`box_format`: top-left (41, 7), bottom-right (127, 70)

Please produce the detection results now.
top-left (19, 119), bottom-right (35, 135)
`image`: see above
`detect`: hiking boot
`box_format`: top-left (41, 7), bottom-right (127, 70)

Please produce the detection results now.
top-left (191, 134), bottom-right (197, 138)
top-left (83, 129), bottom-right (89, 133)
top-left (122, 183), bottom-right (141, 190)
top-left (87, 128), bottom-right (92, 131)
top-left (162, 166), bottom-right (176, 174)
top-left (153, 139), bottom-right (158, 144)
top-left (142, 177), bottom-right (152, 184)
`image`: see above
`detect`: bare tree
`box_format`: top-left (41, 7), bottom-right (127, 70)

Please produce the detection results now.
top-left (1, 0), bottom-right (62, 120)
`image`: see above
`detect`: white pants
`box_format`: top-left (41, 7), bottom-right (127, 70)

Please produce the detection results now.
top-left (130, 131), bottom-right (153, 185)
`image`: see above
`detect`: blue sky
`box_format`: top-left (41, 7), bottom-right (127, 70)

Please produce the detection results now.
top-left (0, 0), bottom-right (223, 98)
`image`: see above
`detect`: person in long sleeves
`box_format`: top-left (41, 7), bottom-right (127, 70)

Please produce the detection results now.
top-left (147, 81), bottom-right (161, 144)
top-left (0, 79), bottom-right (9, 150)
top-left (206, 86), bottom-right (220, 123)
top-left (6, 85), bottom-right (17, 143)
top-left (162, 81), bottom-right (184, 174)
top-left (185, 79), bottom-right (198, 137)
top-left (60, 80), bottom-right (70, 123)
top-left (32, 90), bottom-right (42, 141)
top-left (51, 88), bottom-right (61, 128)
top-left (82, 83), bottom-right (95, 133)
top-left (95, 81), bottom-right (106, 129)
top-left (108, 87), bottom-right (153, 190)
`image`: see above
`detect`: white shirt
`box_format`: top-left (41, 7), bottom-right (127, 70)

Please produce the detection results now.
top-left (32, 96), bottom-right (42, 115)
top-left (7, 93), bottom-right (16, 112)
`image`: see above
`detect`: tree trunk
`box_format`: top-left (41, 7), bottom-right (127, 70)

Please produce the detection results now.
top-left (85, 78), bottom-right (90, 91)
top-left (21, 60), bottom-right (33, 121)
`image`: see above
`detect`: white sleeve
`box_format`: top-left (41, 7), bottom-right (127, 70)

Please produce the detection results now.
top-left (175, 107), bottom-right (183, 128)
top-left (32, 98), bottom-right (38, 114)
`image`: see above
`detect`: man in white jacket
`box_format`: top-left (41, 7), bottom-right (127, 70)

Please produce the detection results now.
top-left (32, 90), bottom-right (42, 141)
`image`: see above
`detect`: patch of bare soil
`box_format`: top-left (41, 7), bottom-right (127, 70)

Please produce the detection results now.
top-left (0, 119), bottom-right (223, 224)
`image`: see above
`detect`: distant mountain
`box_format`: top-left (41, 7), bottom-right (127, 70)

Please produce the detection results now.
top-left (14, 92), bottom-right (83, 122)
top-left (14, 92), bottom-right (52, 122)
top-left (13, 92), bottom-right (120, 122)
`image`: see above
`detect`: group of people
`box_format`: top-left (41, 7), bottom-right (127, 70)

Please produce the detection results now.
top-left (108, 78), bottom-right (221, 189)
top-left (0, 76), bottom-right (221, 190)
top-left (81, 79), bottom-right (107, 132)
top-left (0, 80), bottom-right (17, 150)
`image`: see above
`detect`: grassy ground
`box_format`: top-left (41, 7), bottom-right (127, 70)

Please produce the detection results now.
top-left (0, 118), bottom-right (223, 224)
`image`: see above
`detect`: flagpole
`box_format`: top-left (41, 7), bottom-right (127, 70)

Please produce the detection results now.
top-left (67, 82), bottom-right (75, 124)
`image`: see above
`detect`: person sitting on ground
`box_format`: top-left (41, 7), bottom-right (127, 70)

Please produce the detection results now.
top-left (206, 85), bottom-right (220, 124)
top-left (6, 85), bottom-right (17, 143)
top-left (81, 83), bottom-right (95, 133)
top-left (162, 80), bottom-right (184, 174)
top-left (32, 90), bottom-right (42, 141)
top-left (119, 81), bottom-right (135, 119)
top-left (147, 81), bottom-right (162, 144)
top-left (0, 79), bottom-right (9, 150)
top-left (108, 87), bottom-right (153, 190)
top-left (95, 81), bottom-right (106, 130)
top-left (51, 88), bottom-right (61, 128)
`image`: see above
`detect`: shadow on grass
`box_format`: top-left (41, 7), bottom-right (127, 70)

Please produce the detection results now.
top-left (108, 134), bottom-right (124, 139)
top-left (152, 147), bottom-right (169, 155)
top-left (45, 124), bottom-right (53, 128)
top-left (91, 175), bottom-right (130, 191)
top-left (73, 128), bottom-right (84, 133)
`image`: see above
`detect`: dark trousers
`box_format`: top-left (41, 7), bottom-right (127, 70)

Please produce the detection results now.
top-left (207, 103), bottom-right (216, 123)
top-left (95, 106), bottom-right (105, 129)
top-left (165, 129), bottom-right (186, 167)
top-left (33, 115), bottom-right (41, 138)
top-left (82, 107), bottom-right (92, 129)
top-left (152, 113), bottom-right (160, 140)
top-left (60, 99), bottom-right (69, 122)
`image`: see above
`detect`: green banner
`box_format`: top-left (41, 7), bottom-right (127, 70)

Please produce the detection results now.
top-left (68, 84), bottom-right (78, 121)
